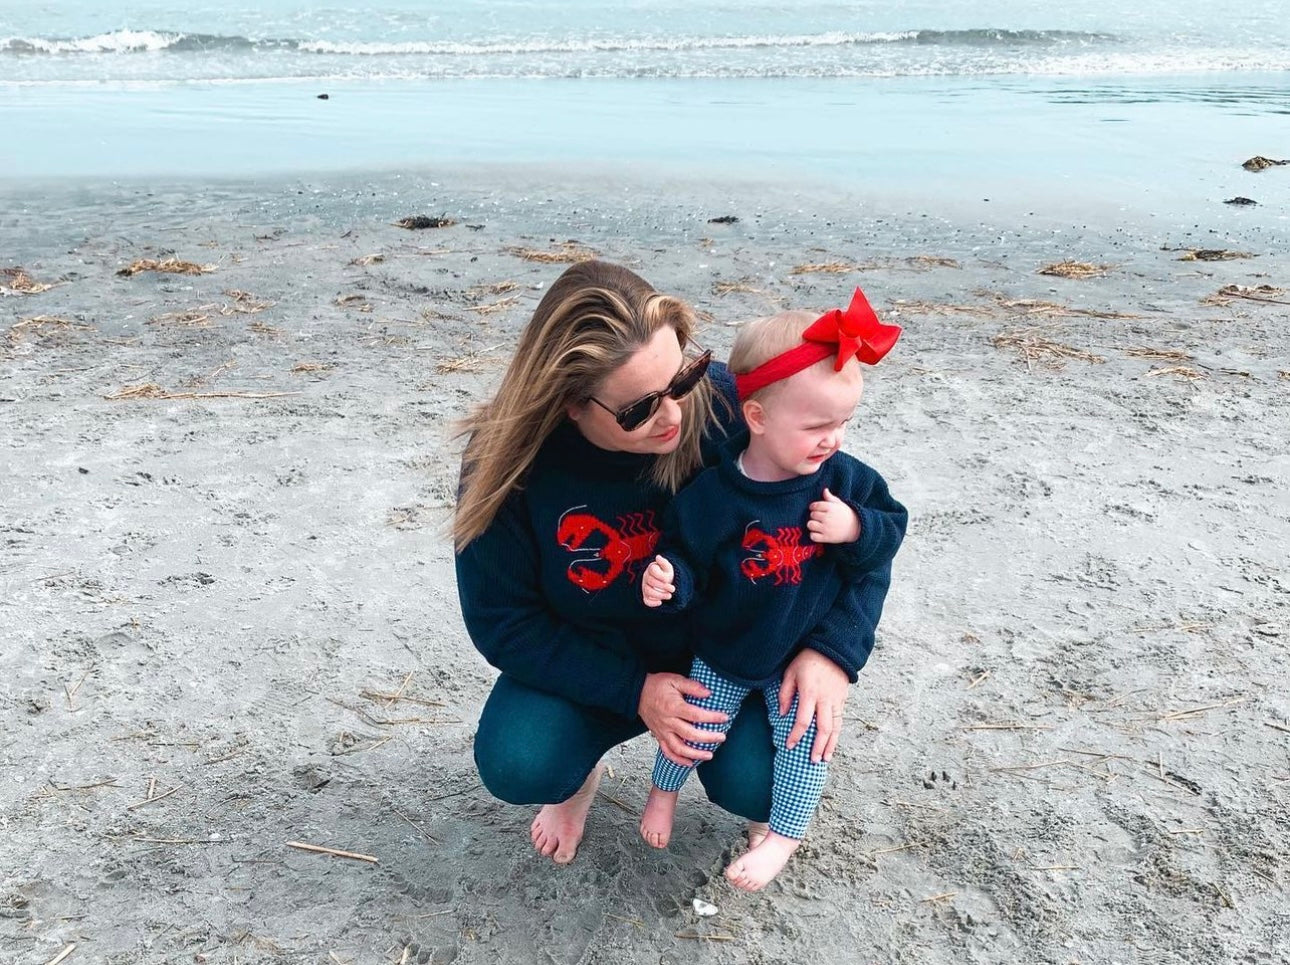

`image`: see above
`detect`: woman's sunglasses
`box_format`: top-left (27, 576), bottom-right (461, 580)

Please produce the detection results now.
top-left (588, 349), bottom-right (713, 432)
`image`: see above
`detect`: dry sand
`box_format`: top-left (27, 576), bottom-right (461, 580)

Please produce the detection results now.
top-left (2, 170), bottom-right (1289, 964)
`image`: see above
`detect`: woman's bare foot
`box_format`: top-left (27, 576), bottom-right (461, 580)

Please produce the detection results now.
top-left (746, 821), bottom-right (770, 850)
top-left (724, 830), bottom-right (801, 891)
top-left (639, 786), bottom-right (679, 849)
top-left (530, 765), bottom-right (604, 865)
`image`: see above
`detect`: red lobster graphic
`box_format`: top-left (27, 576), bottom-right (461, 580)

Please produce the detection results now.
top-left (557, 506), bottom-right (659, 592)
top-left (741, 521), bottom-right (822, 585)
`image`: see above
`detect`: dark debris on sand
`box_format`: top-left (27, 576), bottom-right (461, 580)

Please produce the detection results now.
top-left (1241, 155), bottom-right (1287, 172)
top-left (395, 215), bottom-right (458, 230)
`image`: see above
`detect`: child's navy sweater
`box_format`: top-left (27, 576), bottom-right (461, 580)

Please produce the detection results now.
top-left (455, 363), bottom-right (903, 718)
top-left (656, 433), bottom-right (907, 688)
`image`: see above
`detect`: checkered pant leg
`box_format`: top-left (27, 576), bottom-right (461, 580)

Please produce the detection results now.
top-left (651, 657), bottom-right (752, 792)
top-left (762, 677), bottom-right (829, 840)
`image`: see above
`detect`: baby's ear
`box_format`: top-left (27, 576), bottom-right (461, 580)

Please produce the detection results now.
top-left (743, 399), bottom-right (767, 435)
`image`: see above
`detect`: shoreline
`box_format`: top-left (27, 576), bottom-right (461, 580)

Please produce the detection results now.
top-left (4, 161), bottom-right (1287, 257)
top-left (4, 70), bottom-right (1289, 222)
top-left (3, 173), bottom-right (1289, 963)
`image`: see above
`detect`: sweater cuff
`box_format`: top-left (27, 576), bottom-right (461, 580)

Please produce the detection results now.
top-left (617, 664), bottom-right (649, 720)
top-left (834, 504), bottom-right (889, 571)
top-left (655, 554), bottom-right (695, 612)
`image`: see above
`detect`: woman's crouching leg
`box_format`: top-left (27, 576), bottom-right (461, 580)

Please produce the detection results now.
top-left (693, 691), bottom-right (773, 823)
top-left (473, 674), bottom-right (644, 805)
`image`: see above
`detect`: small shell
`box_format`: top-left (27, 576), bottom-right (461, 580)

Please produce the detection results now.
top-left (692, 898), bottom-right (719, 917)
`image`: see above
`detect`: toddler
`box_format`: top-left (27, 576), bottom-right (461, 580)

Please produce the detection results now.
top-left (640, 288), bottom-right (907, 890)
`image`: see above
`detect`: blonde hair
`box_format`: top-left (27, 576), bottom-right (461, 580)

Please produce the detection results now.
top-left (453, 261), bottom-right (714, 550)
top-left (727, 310), bottom-right (831, 403)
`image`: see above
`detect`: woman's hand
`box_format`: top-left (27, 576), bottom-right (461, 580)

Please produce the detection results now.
top-left (779, 649), bottom-right (849, 763)
top-left (638, 672), bottom-right (728, 766)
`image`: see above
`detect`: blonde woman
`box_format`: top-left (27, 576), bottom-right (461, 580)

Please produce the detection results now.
top-left (454, 261), bottom-right (857, 864)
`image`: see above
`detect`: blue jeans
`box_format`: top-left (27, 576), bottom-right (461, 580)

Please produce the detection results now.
top-left (474, 673), bottom-right (774, 822)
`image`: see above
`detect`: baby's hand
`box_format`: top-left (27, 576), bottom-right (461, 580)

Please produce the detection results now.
top-left (642, 555), bottom-right (676, 607)
top-left (807, 488), bottom-right (861, 544)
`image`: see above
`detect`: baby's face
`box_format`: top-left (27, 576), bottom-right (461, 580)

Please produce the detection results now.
top-left (748, 364), bottom-right (865, 478)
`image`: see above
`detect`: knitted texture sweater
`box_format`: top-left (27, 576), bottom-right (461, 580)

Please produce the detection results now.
top-left (656, 432), bottom-right (907, 688)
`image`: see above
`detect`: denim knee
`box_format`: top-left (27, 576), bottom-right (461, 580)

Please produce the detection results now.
top-left (694, 692), bottom-right (774, 822)
top-left (473, 727), bottom-right (574, 805)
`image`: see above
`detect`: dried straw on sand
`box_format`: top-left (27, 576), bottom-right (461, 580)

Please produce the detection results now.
top-left (891, 299), bottom-right (997, 318)
top-left (982, 292), bottom-right (1139, 320)
top-left (789, 261), bottom-right (856, 275)
top-left (1172, 249), bottom-right (1253, 262)
top-left (991, 327), bottom-right (1107, 369)
top-left (464, 296), bottom-right (520, 316)
top-left (1201, 285), bottom-right (1290, 307)
top-left (906, 255), bottom-right (961, 270)
top-left (116, 258), bottom-right (215, 277)
top-left (502, 242), bottom-right (596, 263)
top-left (1145, 365), bottom-right (1207, 382)
top-left (223, 290), bottom-right (274, 314)
top-left (1124, 347), bottom-right (1193, 362)
top-left (1037, 261), bottom-right (1113, 279)
top-left (104, 383), bottom-right (298, 401)
top-left (1, 267), bottom-right (57, 294)
top-left (8, 315), bottom-right (92, 337)
top-left (711, 279), bottom-right (766, 296)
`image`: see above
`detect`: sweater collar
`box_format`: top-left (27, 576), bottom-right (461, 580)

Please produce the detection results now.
top-left (542, 419), bottom-right (658, 479)
top-left (717, 429), bottom-right (833, 496)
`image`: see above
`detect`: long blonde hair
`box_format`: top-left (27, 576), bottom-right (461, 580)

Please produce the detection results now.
top-left (453, 261), bottom-right (714, 550)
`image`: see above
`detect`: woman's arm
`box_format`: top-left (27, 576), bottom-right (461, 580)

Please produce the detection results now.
top-left (456, 493), bottom-right (647, 718)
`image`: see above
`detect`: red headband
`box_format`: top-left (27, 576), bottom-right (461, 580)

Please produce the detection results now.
top-left (734, 287), bottom-right (902, 401)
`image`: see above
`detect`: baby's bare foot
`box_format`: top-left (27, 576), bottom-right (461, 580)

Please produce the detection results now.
top-left (724, 830), bottom-right (801, 891)
top-left (530, 765), bottom-right (603, 865)
top-left (746, 821), bottom-right (770, 850)
top-left (639, 786), bottom-right (679, 849)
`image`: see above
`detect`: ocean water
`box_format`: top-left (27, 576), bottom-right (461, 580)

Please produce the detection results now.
top-left (2, 1), bottom-right (1288, 219)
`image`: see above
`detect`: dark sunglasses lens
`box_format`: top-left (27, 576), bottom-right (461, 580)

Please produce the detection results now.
top-left (617, 396), bottom-right (659, 431)
top-left (671, 352), bottom-right (711, 399)
top-left (615, 352), bottom-right (710, 431)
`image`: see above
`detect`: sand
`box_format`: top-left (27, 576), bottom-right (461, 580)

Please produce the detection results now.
top-left (2, 169), bottom-right (1288, 964)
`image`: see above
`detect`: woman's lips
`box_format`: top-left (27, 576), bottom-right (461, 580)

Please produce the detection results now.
top-left (653, 425), bottom-right (680, 442)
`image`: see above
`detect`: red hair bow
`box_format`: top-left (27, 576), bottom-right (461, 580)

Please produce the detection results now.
top-left (734, 287), bottom-right (902, 400)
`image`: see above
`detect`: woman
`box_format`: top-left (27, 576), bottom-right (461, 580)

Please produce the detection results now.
top-left (454, 261), bottom-right (857, 864)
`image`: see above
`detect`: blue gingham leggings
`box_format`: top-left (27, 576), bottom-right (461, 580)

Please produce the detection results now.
top-left (651, 656), bottom-right (828, 840)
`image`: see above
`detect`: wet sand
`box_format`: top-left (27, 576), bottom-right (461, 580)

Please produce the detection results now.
top-left (3, 169), bottom-right (1288, 964)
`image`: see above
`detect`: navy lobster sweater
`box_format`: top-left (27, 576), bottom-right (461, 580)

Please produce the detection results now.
top-left (455, 364), bottom-right (740, 719)
top-left (656, 433), bottom-right (907, 688)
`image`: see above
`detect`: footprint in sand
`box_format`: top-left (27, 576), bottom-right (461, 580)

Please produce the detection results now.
top-left (922, 769), bottom-right (958, 791)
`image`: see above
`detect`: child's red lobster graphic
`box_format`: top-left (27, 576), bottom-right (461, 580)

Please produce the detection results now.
top-left (557, 506), bottom-right (660, 592)
top-left (741, 521), bottom-right (822, 585)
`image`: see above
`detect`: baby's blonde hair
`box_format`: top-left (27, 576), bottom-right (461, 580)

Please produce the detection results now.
top-left (728, 309), bottom-right (847, 404)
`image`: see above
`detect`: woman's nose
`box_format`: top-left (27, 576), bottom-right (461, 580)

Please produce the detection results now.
top-left (657, 394), bottom-right (683, 424)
